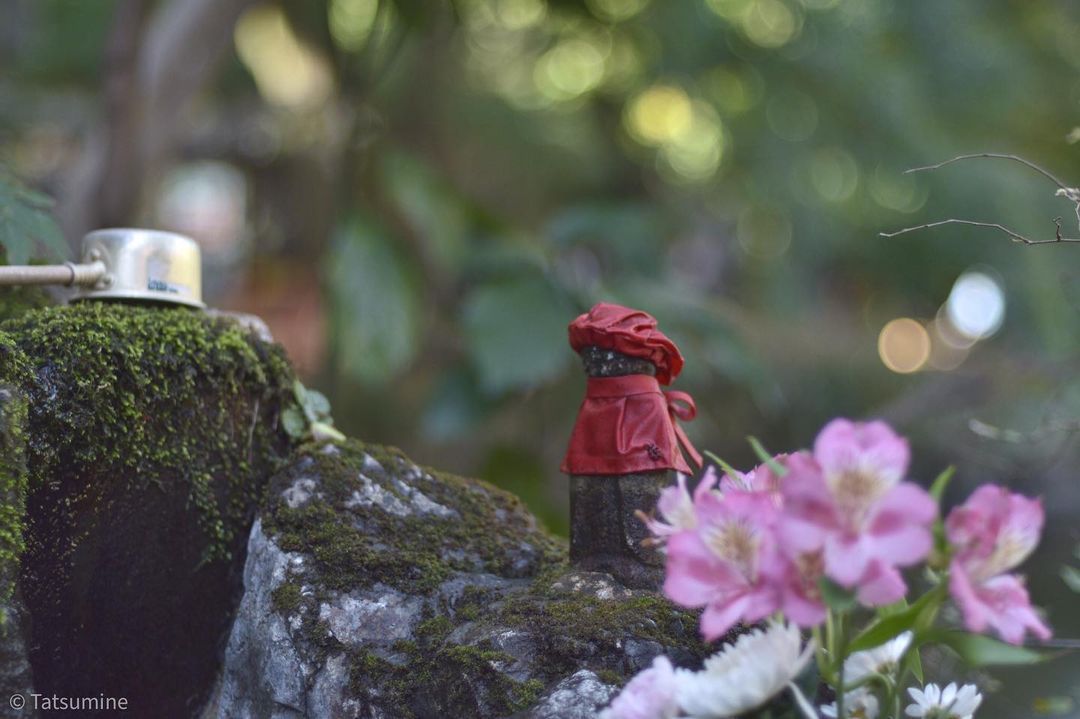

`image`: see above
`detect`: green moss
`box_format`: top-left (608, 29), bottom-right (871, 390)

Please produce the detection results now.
top-left (0, 384), bottom-right (28, 602)
top-left (262, 439), bottom-right (714, 716)
top-left (347, 641), bottom-right (544, 717)
top-left (0, 286), bottom-right (51, 324)
top-left (594, 668), bottom-right (624, 687)
top-left (0, 302), bottom-right (299, 567)
top-left (415, 614), bottom-right (453, 642)
top-left (271, 581), bottom-right (303, 614)
top-left (264, 440), bottom-right (565, 595)
top-left (495, 579), bottom-right (710, 681)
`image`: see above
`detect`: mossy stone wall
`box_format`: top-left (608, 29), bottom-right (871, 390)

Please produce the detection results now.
top-left (0, 302), bottom-right (299, 717)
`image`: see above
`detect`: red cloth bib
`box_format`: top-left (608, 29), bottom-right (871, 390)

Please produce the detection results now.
top-left (561, 375), bottom-right (702, 475)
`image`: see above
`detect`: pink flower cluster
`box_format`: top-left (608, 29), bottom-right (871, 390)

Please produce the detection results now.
top-left (651, 417), bottom-right (1052, 645)
top-left (656, 418), bottom-right (934, 639)
top-left (945, 484), bottom-right (1050, 644)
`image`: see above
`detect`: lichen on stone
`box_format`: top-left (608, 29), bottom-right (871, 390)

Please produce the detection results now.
top-left (218, 439), bottom-right (713, 717)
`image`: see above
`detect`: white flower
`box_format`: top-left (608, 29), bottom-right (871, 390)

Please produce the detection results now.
top-left (845, 631), bottom-right (914, 683)
top-left (906, 683), bottom-right (983, 719)
top-left (822, 687), bottom-right (880, 719)
top-left (675, 621), bottom-right (815, 718)
top-left (598, 656), bottom-right (679, 719)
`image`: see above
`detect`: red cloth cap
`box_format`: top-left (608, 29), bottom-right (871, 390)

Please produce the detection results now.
top-left (567, 303), bottom-right (684, 385)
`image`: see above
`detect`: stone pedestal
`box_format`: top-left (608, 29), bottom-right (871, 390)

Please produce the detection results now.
top-left (568, 346), bottom-right (670, 590)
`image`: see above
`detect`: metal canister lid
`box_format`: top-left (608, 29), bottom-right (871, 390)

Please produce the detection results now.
top-left (72, 228), bottom-right (205, 308)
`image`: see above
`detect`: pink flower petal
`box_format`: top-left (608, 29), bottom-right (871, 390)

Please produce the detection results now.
top-left (600, 656), bottom-right (678, 719)
top-left (779, 452), bottom-right (841, 550)
top-left (814, 418), bottom-right (910, 486)
top-left (824, 534), bottom-right (873, 587)
top-left (950, 559), bottom-right (990, 634)
top-left (866, 522), bottom-right (933, 569)
top-left (872, 482), bottom-right (938, 527)
top-left (855, 560), bottom-right (907, 605)
top-left (663, 531), bottom-right (743, 607)
top-left (972, 573), bottom-right (1052, 645)
top-left (701, 594), bottom-right (751, 640)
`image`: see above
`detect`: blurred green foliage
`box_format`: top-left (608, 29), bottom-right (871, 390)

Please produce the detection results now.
top-left (1, 0), bottom-right (1079, 708)
top-left (0, 169), bottom-right (67, 265)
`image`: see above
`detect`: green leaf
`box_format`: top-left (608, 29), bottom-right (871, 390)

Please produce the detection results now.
top-left (848, 586), bottom-right (941, 653)
top-left (303, 389), bottom-right (332, 422)
top-left (310, 422), bottom-right (345, 443)
top-left (281, 407), bottom-right (308, 439)
top-left (462, 275), bottom-right (574, 395)
top-left (929, 466), bottom-right (955, 503)
top-left (703, 450), bottom-right (741, 480)
top-left (876, 598), bottom-right (909, 618)
top-left (906, 645), bottom-right (924, 683)
top-left (327, 218), bottom-right (421, 385)
top-left (927, 630), bottom-right (1052, 667)
top-left (1060, 565), bottom-right (1080, 593)
top-left (420, 366), bottom-right (490, 441)
top-left (0, 169), bottom-right (67, 263)
top-left (747, 436), bottom-right (787, 476)
top-left (818, 577), bottom-right (857, 612)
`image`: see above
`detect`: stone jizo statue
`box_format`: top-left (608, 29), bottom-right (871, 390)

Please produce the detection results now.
top-left (561, 302), bottom-right (702, 589)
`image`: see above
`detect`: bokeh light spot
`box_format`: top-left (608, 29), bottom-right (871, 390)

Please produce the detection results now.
top-left (495, 0), bottom-right (546, 30)
top-left (329, 0), bottom-right (379, 51)
top-left (626, 85), bottom-right (693, 145)
top-left (737, 206), bottom-right (792, 259)
top-left (926, 320), bottom-right (970, 371)
top-left (741, 0), bottom-right (802, 48)
top-left (236, 6), bottom-right (334, 109)
top-left (535, 38), bottom-right (607, 101)
top-left (946, 271), bottom-right (1005, 340)
top-left (602, 32), bottom-right (646, 91)
top-left (705, 65), bottom-right (763, 115)
top-left (869, 165), bottom-right (927, 213)
top-left (659, 102), bottom-right (726, 182)
top-left (586, 0), bottom-right (650, 22)
top-left (878, 318), bottom-right (931, 374)
top-left (705, 0), bottom-right (755, 21)
top-left (809, 146), bottom-right (858, 202)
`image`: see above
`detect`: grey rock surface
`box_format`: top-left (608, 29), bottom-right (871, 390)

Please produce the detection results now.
top-left (211, 440), bottom-right (711, 718)
top-left (516, 670), bottom-right (618, 719)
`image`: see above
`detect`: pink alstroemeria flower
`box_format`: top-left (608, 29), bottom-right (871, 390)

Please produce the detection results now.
top-left (946, 484), bottom-right (1051, 645)
top-left (664, 489), bottom-right (783, 640)
top-left (779, 420), bottom-right (936, 605)
top-left (771, 547), bottom-right (828, 628)
top-left (720, 458), bottom-right (784, 504)
top-left (640, 470), bottom-right (719, 540)
top-left (719, 455), bottom-right (826, 627)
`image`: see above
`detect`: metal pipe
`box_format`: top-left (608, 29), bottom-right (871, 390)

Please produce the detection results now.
top-left (0, 261), bottom-right (107, 287)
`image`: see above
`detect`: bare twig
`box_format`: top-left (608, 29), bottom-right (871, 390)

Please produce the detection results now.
top-left (879, 218), bottom-right (1080, 245)
top-left (880, 152), bottom-right (1080, 245)
top-left (904, 152), bottom-right (1071, 191)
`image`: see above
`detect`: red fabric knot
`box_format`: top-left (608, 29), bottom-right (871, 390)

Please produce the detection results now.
top-left (561, 375), bottom-right (703, 476)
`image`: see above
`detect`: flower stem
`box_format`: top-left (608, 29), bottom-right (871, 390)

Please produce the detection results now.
top-left (787, 681), bottom-right (821, 719)
top-left (811, 625), bottom-right (833, 684)
top-left (833, 612), bottom-right (849, 718)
